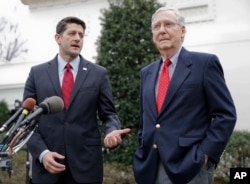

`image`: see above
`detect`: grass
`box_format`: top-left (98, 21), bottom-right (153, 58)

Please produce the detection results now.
top-left (103, 162), bottom-right (135, 184)
top-left (0, 150), bottom-right (136, 184)
top-left (0, 150), bottom-right (227, 184)
top-left (0, 149), bottom-right (28, 184)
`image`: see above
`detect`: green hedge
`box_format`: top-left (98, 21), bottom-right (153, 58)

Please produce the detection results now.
top-left (215, 130), bottom-right (250, 183)
top-left (0, 100), bottom-right (9, 127)
top-left (96, 0), bottom-right (164, 165)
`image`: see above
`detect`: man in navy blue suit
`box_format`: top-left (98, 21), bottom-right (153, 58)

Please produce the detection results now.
top-left (133, 7), bottom-right (236, 184)
top-left (24, 16), bottom-right (130, 184)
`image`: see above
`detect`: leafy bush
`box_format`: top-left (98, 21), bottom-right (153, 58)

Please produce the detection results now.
top-left (0, 100), bottom-right (10, 127)
top-left (96, 0), bottom-right (164, 165)
top-left (215, 130), bottom-right (250, 183)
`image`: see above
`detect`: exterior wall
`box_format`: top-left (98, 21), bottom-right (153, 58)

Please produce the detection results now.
top-left (0, 0), bottom-right (249, 130)
top-left (178, 0), bottom-right (250, 130)
top-left (0, 0), bottom-right (108, 109)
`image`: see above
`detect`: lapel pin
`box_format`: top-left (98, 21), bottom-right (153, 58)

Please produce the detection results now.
top-left (82, 67), bottom-right (87, 71)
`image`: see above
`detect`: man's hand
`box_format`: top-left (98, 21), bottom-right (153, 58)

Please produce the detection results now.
top-left (42, 151), bottom-right (66, 174)
top-left (104, 128), bottom-right (131, 148)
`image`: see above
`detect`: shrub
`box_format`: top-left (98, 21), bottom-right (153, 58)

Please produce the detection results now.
top-left (0, 100), bottom-right (10, 127)
top-left (96, 0), bottom-right (164, 165)
top-left (215, 130), bottom-right (250, 183)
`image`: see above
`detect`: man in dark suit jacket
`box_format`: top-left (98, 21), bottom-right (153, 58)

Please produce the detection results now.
top-left (133, 7), bottom-right (236, 184)
top-left (24, 16), bottom-right (130, 184)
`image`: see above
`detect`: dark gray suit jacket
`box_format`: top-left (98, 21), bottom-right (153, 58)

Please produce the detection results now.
top-left (24, 55), bottom-right (120, 183)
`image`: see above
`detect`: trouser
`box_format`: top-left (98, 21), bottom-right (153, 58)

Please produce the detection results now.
top-left (155, 160), bottom-right (215, 184)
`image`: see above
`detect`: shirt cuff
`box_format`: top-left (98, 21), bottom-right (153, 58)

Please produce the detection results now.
top-left (39, 149), bottom-right (49, 163)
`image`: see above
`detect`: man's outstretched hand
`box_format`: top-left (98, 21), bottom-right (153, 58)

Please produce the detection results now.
top-left (104, 128), bottom-right (131, 148)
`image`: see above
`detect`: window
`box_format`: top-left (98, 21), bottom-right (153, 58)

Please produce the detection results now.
top-left (166, 0), bottom-right (216, 24)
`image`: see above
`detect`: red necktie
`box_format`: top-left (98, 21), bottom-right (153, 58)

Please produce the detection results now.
top-left (62, 63), bottom-right (74, 110)
top-left (156, 59), bottom-right (171, 113)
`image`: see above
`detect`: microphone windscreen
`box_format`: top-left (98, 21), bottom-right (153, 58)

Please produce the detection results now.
top-left (22, 98), bottom-right (36, 111)
top-left (41, 96), bottom-right (64, 114)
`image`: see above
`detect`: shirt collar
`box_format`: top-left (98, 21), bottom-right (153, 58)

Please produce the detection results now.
top-left (57, 54), bottom-right (80, 72)
top-left (161, 47), bottom-right (182, 67)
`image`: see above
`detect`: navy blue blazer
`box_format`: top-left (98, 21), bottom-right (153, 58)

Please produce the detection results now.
top-left (133, 47), bottom-right (236, 184)
top-left (24, 55), bottom-right (121, 183)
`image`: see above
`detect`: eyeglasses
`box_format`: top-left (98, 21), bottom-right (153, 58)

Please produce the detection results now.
top-left (152, 22), bottom-right (179, 32)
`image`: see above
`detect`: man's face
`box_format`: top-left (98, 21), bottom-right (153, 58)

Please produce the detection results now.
top-left (55, 23), bottom-right (84, 60)
top-left (152, 10), bottom-right (186, 53)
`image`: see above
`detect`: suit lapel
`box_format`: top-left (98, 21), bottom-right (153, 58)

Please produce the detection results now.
top-left (160, 48), bottom-right (192, 113)
top-left (69, 57), bottom-right (90, 106)
top-left (47, 56), bottom-right (90, 109)
top-left (46, 58), bottom-right (62, 96)
top-left (145, 60), bottom-right (162, 116)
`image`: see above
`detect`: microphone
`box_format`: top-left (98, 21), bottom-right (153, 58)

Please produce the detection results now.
top-left (0, 108), bottom-right (22, 133)
top-left (0, 96), bottom-right (64, 148)
top-left (11, 98), bottom-right (36, 130)
top-left (16, 98), bottom-right (36, 122)
top-left (0, 98), bottom-right (36, 133)
top-left (0, 98), bottom-right (36, 146)
top-left (19, 96), bottom-right (64, 127)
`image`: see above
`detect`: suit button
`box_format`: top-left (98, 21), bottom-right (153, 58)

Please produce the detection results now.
top-left (153, 144), bottom-right (158, 149)
top-left (64, 122), bottom-right (69, 126)
top-left (156, 124), bottom-right (160, 128)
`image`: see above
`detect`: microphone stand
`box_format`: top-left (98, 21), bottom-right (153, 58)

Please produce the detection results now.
top-left (0, 96), bottom-right (63, 179)
top-left (0, 119), bottom-right (38, 178)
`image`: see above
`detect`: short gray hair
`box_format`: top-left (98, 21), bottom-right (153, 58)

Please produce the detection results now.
top-left (151, 7), bottom-right (185, 26)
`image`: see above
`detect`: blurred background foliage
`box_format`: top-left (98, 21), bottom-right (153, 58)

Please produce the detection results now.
top-left (0, 100), bottom-right (9, 127)
top-left (215, 130), bottom-right (250, 183)
top-left (96, 0), bottom-right (163, 165)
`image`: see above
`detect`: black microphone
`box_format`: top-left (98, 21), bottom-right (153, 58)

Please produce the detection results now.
top-left (19, 96), bottom-right (64, 127)
top-left (0, 108), bottom-right (22, 133)
top-left (0, 98), bottom-right (36, 146)
top-left (0, 98), bottom-right (36, 133)
top-left (0, 96), bottom-right (63, 147)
